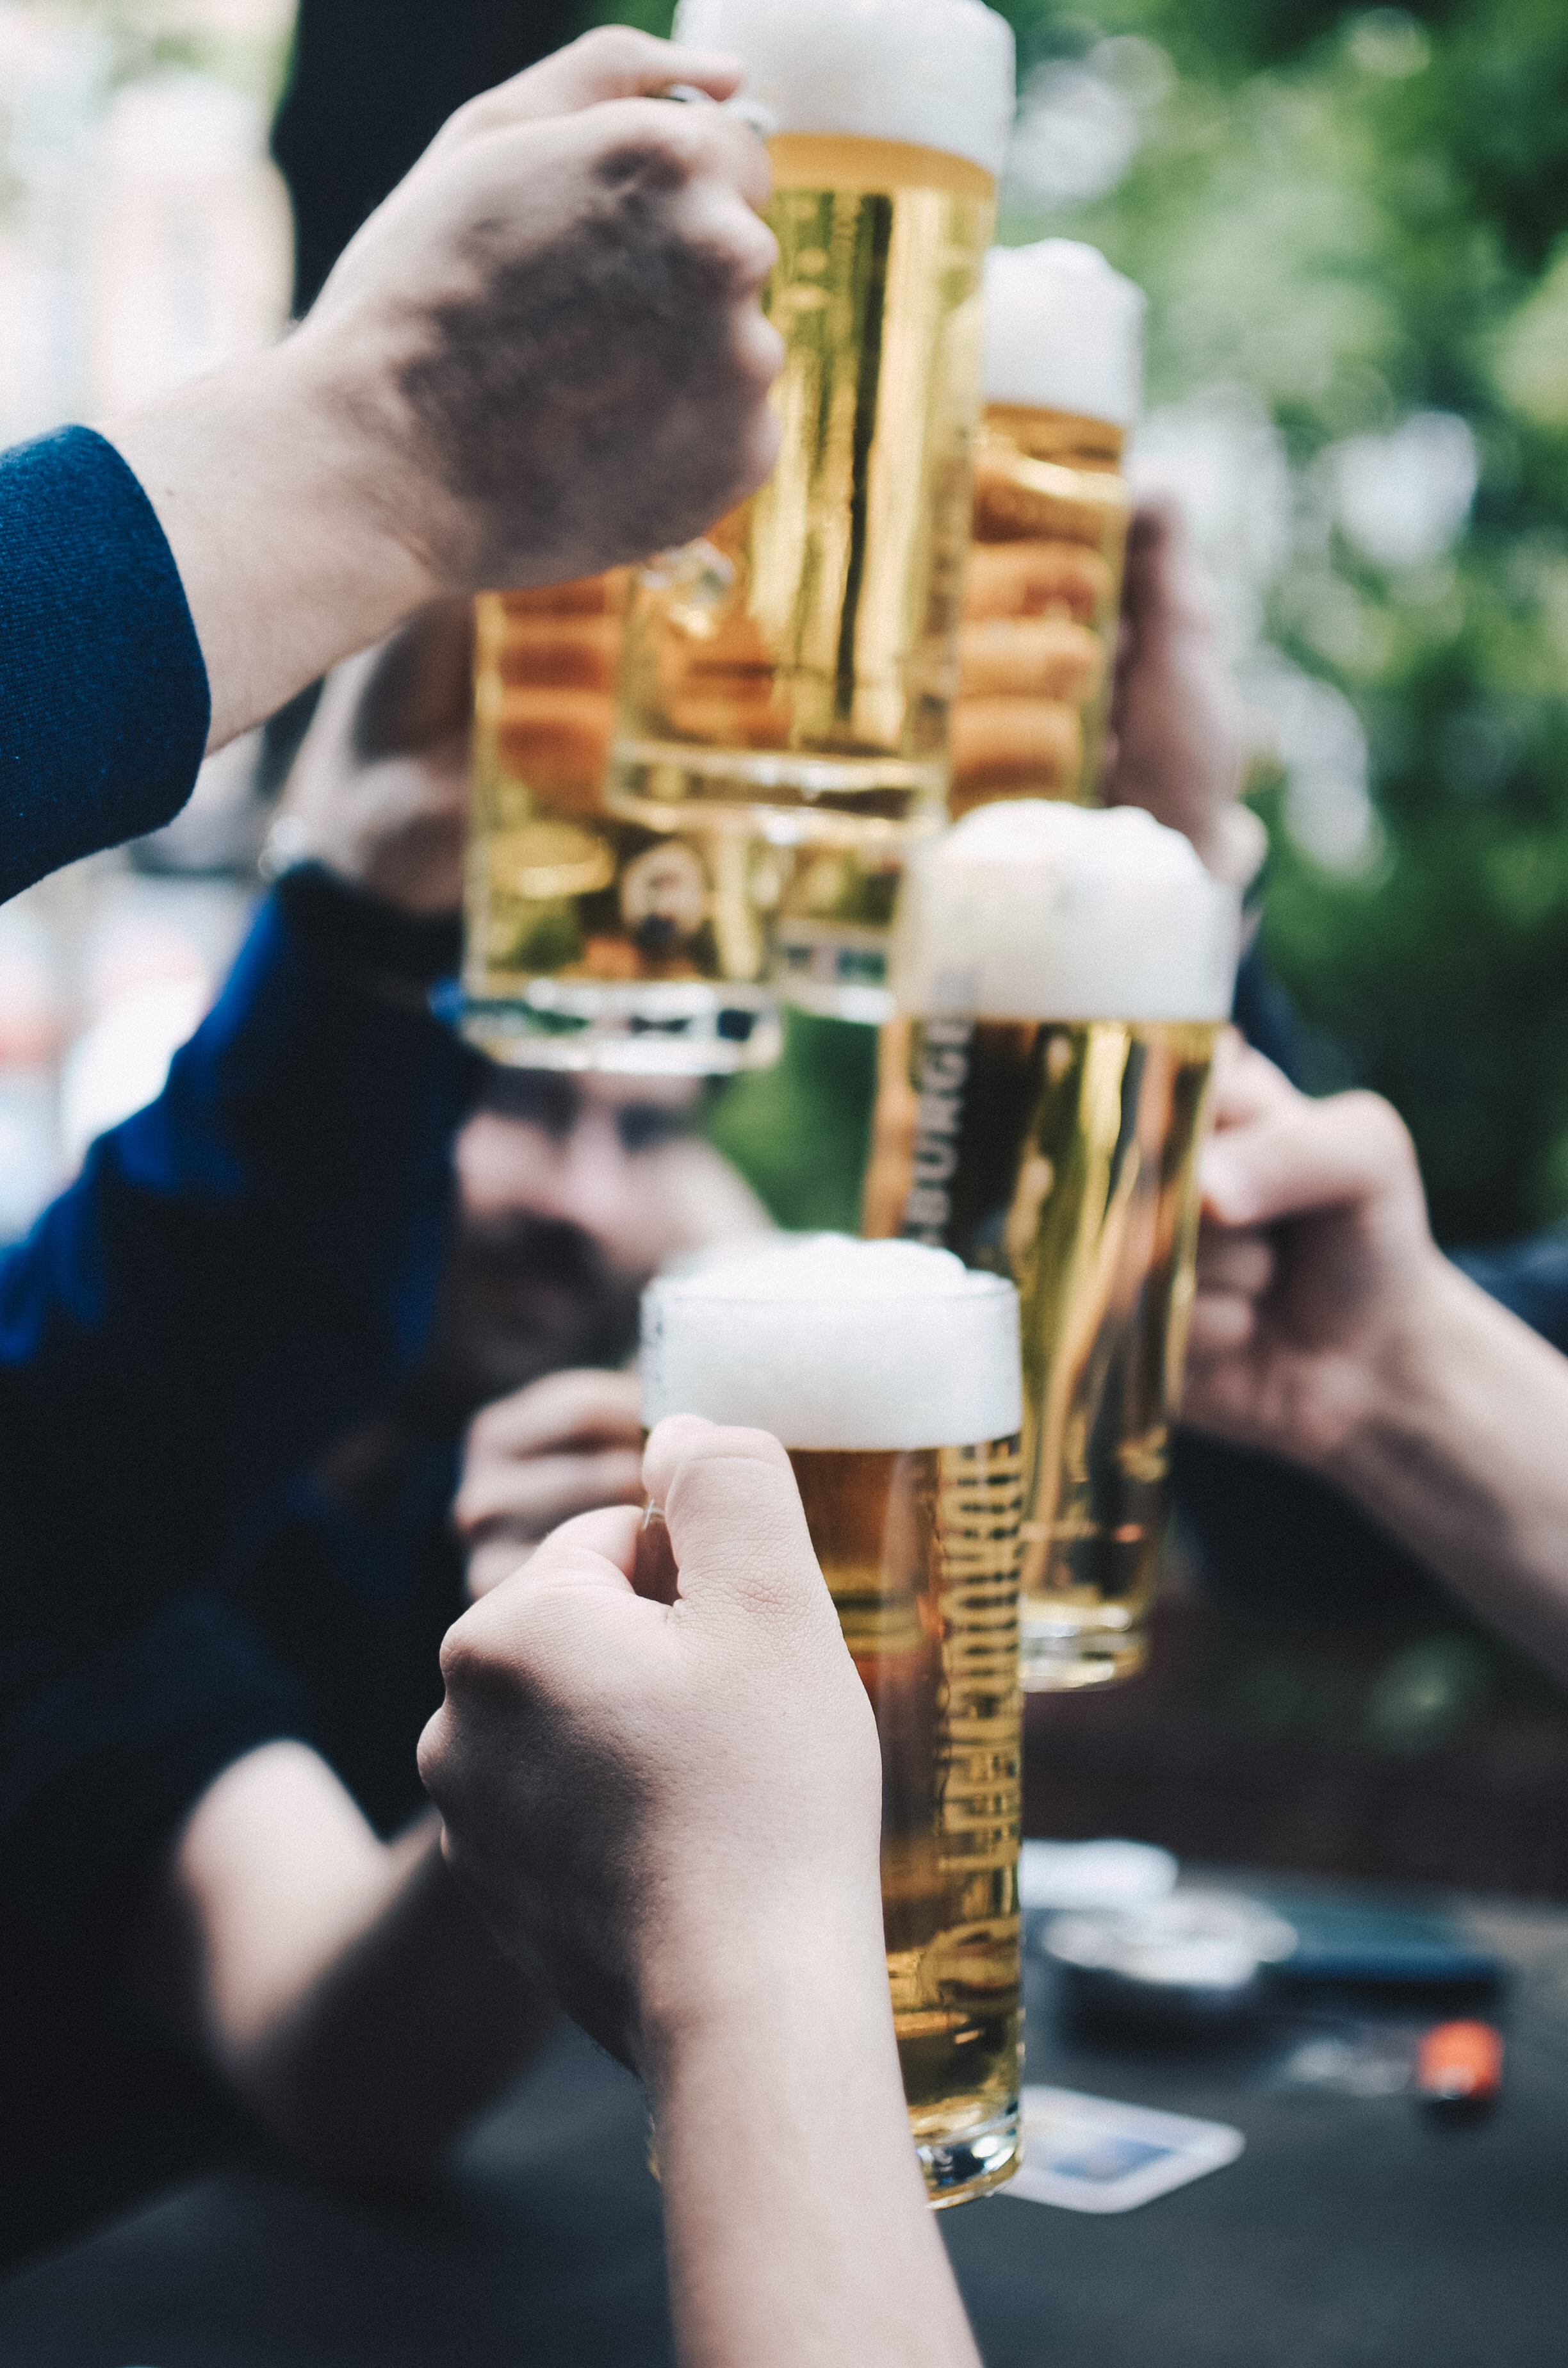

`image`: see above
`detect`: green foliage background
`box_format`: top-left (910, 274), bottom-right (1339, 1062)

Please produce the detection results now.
top-left (602, 0), bottom-right (1568, 1245)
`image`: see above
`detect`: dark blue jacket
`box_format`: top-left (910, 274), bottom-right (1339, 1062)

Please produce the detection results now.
top-left (0, 867), bottom-right (476, 1950)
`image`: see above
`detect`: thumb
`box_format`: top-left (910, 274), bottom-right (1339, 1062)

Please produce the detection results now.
top-left (642, 1416), bottom-right (827, 1624)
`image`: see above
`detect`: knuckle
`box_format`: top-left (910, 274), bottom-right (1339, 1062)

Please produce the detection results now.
top-left (578, 23), bottom-right (646, 65)
top-left (437, 1622), bottom-right (521, 1706)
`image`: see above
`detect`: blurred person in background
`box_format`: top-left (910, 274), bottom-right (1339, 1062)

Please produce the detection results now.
top-left (0, 600), bottom-right (766, 2267)
top-left (1, 26), bottom-right (781, 900)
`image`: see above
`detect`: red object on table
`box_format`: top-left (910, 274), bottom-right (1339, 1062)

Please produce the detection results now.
top-left (1417, 2021), bottom-right (1503, 2107)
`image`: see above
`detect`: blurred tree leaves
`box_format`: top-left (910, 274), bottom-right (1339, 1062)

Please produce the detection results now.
top-left (995, 0), bottom-right (1568, 1242)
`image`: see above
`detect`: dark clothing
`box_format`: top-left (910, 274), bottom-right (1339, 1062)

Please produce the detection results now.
top-left (0, 867), bottom-right (472, 1953)
top-left (273, 0), bottom-right (582, 313)
top-left (0, 427), bottom-right (210, 902)
top-left (0, 866), bottom-right (474, 2265)
top-left (227, 1435), bottom-right (466, 1841)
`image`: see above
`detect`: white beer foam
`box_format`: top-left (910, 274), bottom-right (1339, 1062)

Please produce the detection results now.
top-left (642, 1233), bottom-right (1021, 1449)
top-left (984, 241), bottom-right (1145, 425)
top-left (894, 801), bottom-right (1241, 1021)
top-left (673, 0), bottom-right (1017, 179)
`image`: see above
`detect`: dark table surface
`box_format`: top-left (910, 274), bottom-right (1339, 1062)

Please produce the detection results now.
top-left (6, 1873), bottom-right (1568, 2368)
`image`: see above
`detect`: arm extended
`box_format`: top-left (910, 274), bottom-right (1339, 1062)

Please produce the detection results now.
top-left (421, 1419), bottom-right (983, 2368)
top-left (142, 1740), bottom-right (553, 2183)
top-left (1184, 1040), bottom-right (1568, 1684)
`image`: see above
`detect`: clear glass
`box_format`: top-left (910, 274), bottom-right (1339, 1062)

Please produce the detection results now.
top-left (790, 1438), bottom-right (1024, 2203)
top-left (953, 403), bottom-right (1132, 817)
top-left (460, 578), bottom-right (781, 1074)
top-left (863, 1015), bottom-right (1221, 1686)
top-left (608, 135), bottom-right (995, 1021)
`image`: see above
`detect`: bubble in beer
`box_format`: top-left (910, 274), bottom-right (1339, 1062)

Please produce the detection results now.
top-left (673, 0), bottom-right (1017, 176)
top-left (642, 1232), bottom-right (1021, 1449)
top-left (984, 240), bottom-right (1145, 426)
top-left (894, 799), bottom-right (1241, 1021)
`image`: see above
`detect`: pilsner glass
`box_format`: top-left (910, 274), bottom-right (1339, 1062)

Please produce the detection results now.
top-left (642, 1233), bottom-right (1024, 2205)
top-left (862, 801), bottom-right (1241, 1688)
top-left (608, 0), bottom-right (1015, 1024)
top-left (953, 242), bottom-right (1143, 819)
top-left (461, 575), bottom-right (783, 1073)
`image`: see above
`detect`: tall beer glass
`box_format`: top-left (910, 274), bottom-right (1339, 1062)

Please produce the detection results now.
top-left (954, 242), bottom-right (1143, 818)
top-left (642, 1233), bottom-right (1024, 2205)
top-left (610, 0), bottom-right (1015, 1023)
top-left (863, 802), bottom-right (1241, 1687)
top-left (461, 575), bottom-right (785, 1073)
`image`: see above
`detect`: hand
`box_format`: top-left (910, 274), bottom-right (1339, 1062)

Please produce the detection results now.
top-left (454, 1369), bottom-right (646, 1600)
top-left (272, 602), bottom-right (474, 916)
top-left (1182, 1038), bottom-right (1446, 1471)
top-left (1102, 491), bottom-right (1262, 884)
top-left (299, 26), bottom-right (781, 593)
top-left (418, 1417), bottom-right (883, 2070)
top-left (108, 28), bottom-right (782, 749)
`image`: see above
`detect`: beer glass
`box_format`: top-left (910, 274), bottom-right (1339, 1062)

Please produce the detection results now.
top-left (610, 0), bottom-right (1016, 1023)
top-left (642, 1233), bottom-right (1025, 2205)
top-left (863, 801), bottom-right (1241, 1688)
top-left (953, 242), bottom-right (1143, 818)
top-left (461, 576), bottom-right (784, 1073)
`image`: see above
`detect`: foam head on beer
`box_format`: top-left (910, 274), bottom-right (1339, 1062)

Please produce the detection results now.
top-left (984, 241), bottom-right (1145, 426)
top-left (894, 800), bottom-right (1241, 1021)
top-left (642, 1233), bottom-right (1021, 1449)
top-left (673, 0), bottom-right (1017, 176)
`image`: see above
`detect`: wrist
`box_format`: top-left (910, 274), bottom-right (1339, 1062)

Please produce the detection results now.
top-left (634, 1889), bottom-right (892, 2101)
top-left (1319, 1249), bottom-right (1478, 1495)
top-left (105, 342), bottom-right (437, 750)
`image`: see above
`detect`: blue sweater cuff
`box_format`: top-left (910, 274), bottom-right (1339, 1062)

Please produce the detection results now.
top-left (0, 425), bottom-right (211, 902)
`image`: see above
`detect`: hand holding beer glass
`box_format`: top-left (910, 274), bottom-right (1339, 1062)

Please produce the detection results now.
top-left (643, 1235), bottom-right (1025, 2203)
top-left (865, 801), bottom-right (1241, 1686)
top-left (461, 0), bottom-right (1017, 1057)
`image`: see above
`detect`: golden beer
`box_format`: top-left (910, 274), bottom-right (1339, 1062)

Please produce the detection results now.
top-left (641, 1234), bottom-right (1024, 2203)
top-left (609, 131), bottom-right (995, 1019)
top-left (952, 242), bottom-right (1144, 817)
top-left (795, 1438), bottom-right (1024, 2199)
top-left (461, 577), bottom-right (783, 1073)
top-left (864, 1014), bottom-right (1220, 1686)
top-left (868, 800), bottom-right (1241, 1686)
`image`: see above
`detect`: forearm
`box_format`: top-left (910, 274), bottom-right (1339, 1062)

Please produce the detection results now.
top-left (106, 341), bottom-right (432, 753)
top-left (240, 1819), bottom-right (555, 2181)
top-left (152, 1747), bottom-right (554, 2184)
top-left (1328, 1262), bottom-right (1568, 1682)
top-left (645, 1930), bottom-right (981, 2368)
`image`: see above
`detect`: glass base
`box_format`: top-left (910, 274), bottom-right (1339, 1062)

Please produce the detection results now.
top-left (1020, 1613), bottom-right (1150, 1691)
top-left (456, 980), bottom-right (781, 1076)
top-left (916, 2100), bottom-right (1022, 2208)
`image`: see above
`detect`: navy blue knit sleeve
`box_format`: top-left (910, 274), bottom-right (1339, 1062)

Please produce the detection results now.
top-left (1, 425), bottom-right (210, 901)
